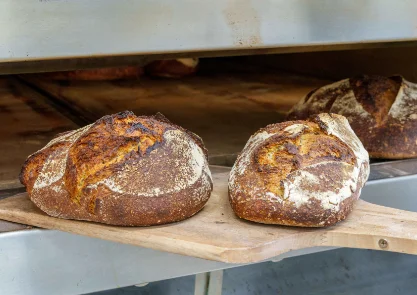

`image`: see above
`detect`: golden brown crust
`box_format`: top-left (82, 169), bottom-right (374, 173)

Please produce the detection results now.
top-left (40, 66), bottom-right (143, 81)
top-left (229, 113), bottom-right (369, 227)
top-left (20, 111), bottom-right (212, 226)
top-left (287, 75), bottom-right (417, 159)
top-left (145, 59), bottom-right (199, 78)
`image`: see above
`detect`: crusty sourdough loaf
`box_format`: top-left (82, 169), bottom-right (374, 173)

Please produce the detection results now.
top-left (40, 66), bottom-right (143, 81)
top-left (145, 58), bottom-right (199, 78)
top-left (287, 75), bottom-right (417, 159)
top-left (19, 111), bottom-right (212, 226)
top-left (229, 113), bottom-right (369, 227)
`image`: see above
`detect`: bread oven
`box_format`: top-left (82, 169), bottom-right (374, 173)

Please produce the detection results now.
top-left (1, 1), bottom-right (417, 294)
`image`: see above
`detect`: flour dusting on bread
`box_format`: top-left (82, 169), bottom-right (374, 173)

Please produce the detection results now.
top-left (229, 131), bottom-right (274, 184)
top-left (33, 124), bottom-right (93, 191)
top-left (88, 129), bottom-right (208, 197)
top-left (388, 79), bottom-right (417, 122)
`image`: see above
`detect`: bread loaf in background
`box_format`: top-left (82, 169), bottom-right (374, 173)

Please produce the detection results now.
top-left (20, 111), bottom-right (213, 226)
top-left (287, 75), bottom-right (417, 159)
top-left (229, 113), bottom-right (369, 227)
top-left (145, 58), bottom-right (199, 78)
top-left (40, 66), bottom-right (143, 81)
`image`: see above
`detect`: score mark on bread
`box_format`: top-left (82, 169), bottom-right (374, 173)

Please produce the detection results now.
top-left (20, 111), bottom-right (213, 226)
top-left (229, 113), bottom-right (370, 227)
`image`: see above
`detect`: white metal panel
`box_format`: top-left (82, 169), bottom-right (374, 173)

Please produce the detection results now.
top-left (0, 0), bottom-right (417, 62)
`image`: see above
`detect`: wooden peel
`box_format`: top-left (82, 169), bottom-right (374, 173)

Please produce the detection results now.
top-left (0, 168), bottom-right (416, 264)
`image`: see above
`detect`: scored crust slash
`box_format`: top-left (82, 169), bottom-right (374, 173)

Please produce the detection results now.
top-left (19, 111), bottom-right (213, 226)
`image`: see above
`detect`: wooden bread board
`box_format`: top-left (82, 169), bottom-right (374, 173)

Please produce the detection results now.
top-left (0, 166), bottom-right (416, 264)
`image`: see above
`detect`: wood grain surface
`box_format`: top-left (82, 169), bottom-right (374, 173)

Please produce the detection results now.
top-left (0, 167), bottom-right (416, 264)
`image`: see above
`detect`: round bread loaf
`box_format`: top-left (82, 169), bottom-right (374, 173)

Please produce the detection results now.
top-left (287, 75), bottom-right (417, 159)
top-left (229, 113), bottom-right (369, 227)
top-left (41, 66), bottom-right (143, 81)
top-left (145, 58), bottom-right (199, 78)
top-left (20, 111), bottom-right (213, 226)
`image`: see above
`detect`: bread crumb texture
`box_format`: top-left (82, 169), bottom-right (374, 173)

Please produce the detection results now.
top-left (20, 111), bottom-right (212, 226)
top-left (229, 113), bottom-right (369, 227)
